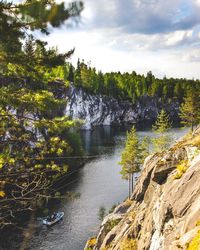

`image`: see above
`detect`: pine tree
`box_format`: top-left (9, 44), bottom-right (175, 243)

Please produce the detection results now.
top-left (152, 109), bottom-right (172, 152)
top-left (74, 59), bottom-right (82, 87)
top-left (0, 1), bottom-right (83, 67)
top-left (68, 64), bottom-right (74, 82)
top-left (0, 0), bottom-right (83, 228)
top-left (179, 90), bottom-right (200, 131)
top-left (24, 37), bottom-right (35, 58)
top-left (152, 109), bottom-right (172, 133)
top-left (119, 127), bottom-right (140, 198)
top-left (138, 136), bottom-right (151, 165)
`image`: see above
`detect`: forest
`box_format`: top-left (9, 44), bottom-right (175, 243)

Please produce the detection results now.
top-left (65, 59), bottom-right (200, 103)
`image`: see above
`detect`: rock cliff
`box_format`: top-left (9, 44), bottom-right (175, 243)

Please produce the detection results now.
top-left (85, 126), bottom-right (200, 250)
top-left (64, 84), bottom-right (180, 130)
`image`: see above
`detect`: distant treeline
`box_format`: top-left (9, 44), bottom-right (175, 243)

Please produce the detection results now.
top-left (58, 59), bottom-right (200, 103)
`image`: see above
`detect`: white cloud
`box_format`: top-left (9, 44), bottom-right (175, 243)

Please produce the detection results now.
top-left (35, 0), bottom-right (200, 79)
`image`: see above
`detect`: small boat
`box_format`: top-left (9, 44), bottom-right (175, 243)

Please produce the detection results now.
top-left (43, 212), bottom-right (64, 226)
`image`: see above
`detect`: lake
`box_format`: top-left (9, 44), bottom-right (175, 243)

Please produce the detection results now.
top-left (1, 126), bottom-right (188, 250)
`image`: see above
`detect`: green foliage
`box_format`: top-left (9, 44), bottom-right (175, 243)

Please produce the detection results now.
top-left (119, 127), bottom-right (151, 198)
top-left (98, 206), bottom-right (106, 221)
top-left (119, 127), bottom-right (140, 179)
top-left (173, 160), bottom-right (188, 179)
top-left (120, 128), bottom-right (151, 179)
top-left (0, 0), bottom-right (83, 227)
top-left (85, 237), bottom-right (97, 250)
top-left (152, 109), bottom-right (172, 133)
top-left (179, 89), bottom-right (200, 131)
top-left (109, 204), bottom-right (118, 214)
top-left (70, 60), bottom-right (200, 104)
top-left (152, 135), bottom-right (171, 152)
top-left (152, 109), bottom-right (172, 152)
top-left (137, 136), bottom-right (151, 165)
top-left (120, 238), bottom-right (137, 250)
top-left (0, 0), bottom-right (83, 67)
top-left (105, 219), bottom-right (121, 233)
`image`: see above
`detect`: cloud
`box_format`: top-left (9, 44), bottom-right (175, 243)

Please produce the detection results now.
top-left (181, 47), bottom-right (200, 62)
top-left (80, 0), bottom-right (200, 34)
top-left (39, 0), bottom-right (200, 79)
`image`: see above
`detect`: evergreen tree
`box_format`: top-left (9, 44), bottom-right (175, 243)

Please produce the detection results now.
top-left (24, 36), bottom-right (35, 58)
top-left (0, 1), bottom-right (83, 67)
top-left (0, 0), bottom-right (83, 228)
top-left (60, 58), bottom-right (200, 105)
top-left (179, 90), bottom-right (200, 131)
top-left (152, 109), bottom-right (172, 133)
top-left (119, 127), bottom-right (140, 198)
top-left (68, 64), bottom-right (74, 82)
top-left (138, 136), bottom-right (151, 165)
top-left (74, 59), bottom-right (82, 87)
top-left (152, 109), bottom-right (172, 152)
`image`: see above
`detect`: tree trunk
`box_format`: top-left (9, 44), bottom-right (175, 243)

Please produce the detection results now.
top-left (131, 173), bottom-right (134, 194)
top-left (128, 173), bottom-right (131, 199)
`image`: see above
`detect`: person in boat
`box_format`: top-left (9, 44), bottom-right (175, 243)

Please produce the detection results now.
top-left (51, 213), bottom-right (57, 221)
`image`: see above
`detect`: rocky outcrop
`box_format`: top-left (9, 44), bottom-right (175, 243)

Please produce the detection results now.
top-left (86, 127), bottom-right (200, 250)
top-left (64, 84), bottom-right (180, 130)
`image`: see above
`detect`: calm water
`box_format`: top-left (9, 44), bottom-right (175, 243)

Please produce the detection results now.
top-left (1, 126), bottom-right (188, 250)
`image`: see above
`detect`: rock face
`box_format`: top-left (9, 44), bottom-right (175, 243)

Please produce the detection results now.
top-left (64, 84), bottom-right (180, 130)
top-left (87, 127), bottom-right (200, 250)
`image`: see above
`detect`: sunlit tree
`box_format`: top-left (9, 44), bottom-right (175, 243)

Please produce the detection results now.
top-left (152, 109), bottom-right (172, 152)
top-left (179, 90), bottom-right (200, 131)
top-left (0, 0), bottom-right (83, 228)
top-left (119, 128), bottom-right (151, 198)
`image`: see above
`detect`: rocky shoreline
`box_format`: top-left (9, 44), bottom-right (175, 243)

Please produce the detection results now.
top-left (85, 126), bottom-right (200, 250)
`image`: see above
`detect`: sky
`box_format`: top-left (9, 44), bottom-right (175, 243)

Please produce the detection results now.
top-left (40, 0), bottom-right (200, 79)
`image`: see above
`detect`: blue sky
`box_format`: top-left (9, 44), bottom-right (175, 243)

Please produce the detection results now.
top-left (38, 0), bottom-right (200, 78)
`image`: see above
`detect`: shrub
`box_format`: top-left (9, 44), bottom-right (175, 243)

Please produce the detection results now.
top-left (125, 199), bottom-right (133, 207)
top-left (173, 160), bottom-right (188, 179)
top-left (105, 219), bottom-right (121, 233)
top-left (120, 238), bottom-right (137, 250)
top-left (85, 237), bottom-right (97, 250)
top-left (98, 206), bottom-right (106, 221)
top-left (109, 204), bottom-right (117, 214)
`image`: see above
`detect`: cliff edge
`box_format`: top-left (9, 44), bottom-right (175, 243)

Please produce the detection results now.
top-left (64, 84), bottom-right (180, 130)
top-left (85, 126), bottom-right (200, 250)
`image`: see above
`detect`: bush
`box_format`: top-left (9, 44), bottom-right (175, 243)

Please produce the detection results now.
top-left (98, 206), bottom-right (106, 221)
top-left (120, 238), bottom-right (137, 250)
top-left (105, 219), bottom-right (121, 233)
top-left (173, 160), bottom-right (188, 179)
top-left (85, 237), bottom-right (97, 250)
top-left (109, 204), bottom-right (117, 214)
